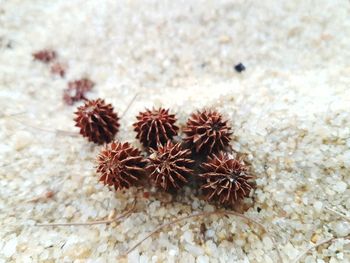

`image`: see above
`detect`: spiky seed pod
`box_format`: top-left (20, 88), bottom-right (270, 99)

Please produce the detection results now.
top-left (63, 78), bottom-right (94, 105)
top-left (147, 141), bottom-right (194, 192)
top-left (133, 108), bottom-right (179, 149)
top-left (32, 50), bottom-right (56, 63)
top-left (183, 110), bottom-right (232, 155)
top-left (200, 152), bottom-right (253, 206)
top-left (74, 99), bottom-right (119, 144)
top-left (97, 141), bottom-right (147, 190)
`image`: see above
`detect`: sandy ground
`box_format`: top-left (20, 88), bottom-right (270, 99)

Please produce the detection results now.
top-left (1, 0), bottom-right (350, 262)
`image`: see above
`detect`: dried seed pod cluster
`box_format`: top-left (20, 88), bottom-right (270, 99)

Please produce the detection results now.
top-left (32, 49), bottom-right (66, 78)
top-left (32, 48), bottom-right (94, 102)
top-left (72, 97), bottom-right (254, 208)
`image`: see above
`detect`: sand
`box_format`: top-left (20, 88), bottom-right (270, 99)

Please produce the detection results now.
top-left (0, 0), bottom-right (350, 262)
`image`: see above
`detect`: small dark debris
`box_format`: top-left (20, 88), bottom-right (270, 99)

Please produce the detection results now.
top-left (143, 191), bottom-right (150, 199)
top-left (0, 37), bottom-right (13, 49)
top-left (6, 41), bottom-right (12, 49)
top-left (33, 50), bottom-right (56, 63)
top-left (257, 207), bottom-right (262, 213)
top-left (51, 62), bottom-right (66, 78)
top-left (200, 222), bottom-right (206, 239)
top-left (234, 63), bottom-right (246, 73)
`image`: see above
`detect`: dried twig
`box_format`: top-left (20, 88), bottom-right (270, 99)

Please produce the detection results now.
top-left (325, 206), bottom-right (350, 221)
top-left (121, 93), bottom-right (139, 119)
top-left (1, 157), bottom-right (33, 168)
top-left (0, 111), bottom-right (27, 118)
top-left (292, 205), bottom-right (350, 263)
top-left (27, 190), bottom-right (55, 203)
top-left (55, 129), bottom-right (79, 137)
top-left (292, 234), bottom-right (350, 263)
top-left (36, 200), bottom-right (136, 227)
top-left (123, 210), bottom-right (282, 263)
top-left (11, 118), bottom-right (78, 137)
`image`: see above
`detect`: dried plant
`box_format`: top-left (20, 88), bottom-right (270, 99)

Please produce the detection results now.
top-left (123, 209), bottom-right (281, 263)
top-left (97, 142), bottom-right (147, 190)
top-left (200, 152), bottom-right (253, 206)
top-left (147, 141), bottom-right (194, 192)
top-left (74, 99), bottom-right (119, 144)
top-left (133, 108), bottom-right (179, 149)
top-left (183, 110), bottom-right (232, 155)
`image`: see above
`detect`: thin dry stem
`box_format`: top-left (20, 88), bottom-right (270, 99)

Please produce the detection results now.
top-left (36, 200), bottom-right (136, 227)
top-left (1, 157), bottom-right (32, 168)
top-left (292, 234), bottom-right (350, 263)
top-left (0, 111), bottom-right (27, 118)
top-left (12, 118), bottom-right (78, 137)
top-left (325, 206), bottom-right (350, 221)
top-left (26, 190), bottom-right (55, 203)
top-left (55, 129), bottom-right (79, 137)
top-left (122, 210), bottom-right (282, 263)
top-left (121, 93), bottom-right (139, 119)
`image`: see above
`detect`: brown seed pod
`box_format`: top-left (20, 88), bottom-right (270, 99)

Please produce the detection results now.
top-left (200, 152), bottom-right (253, 206)
top-left (133, 108), bottom-right (179, 149)
top-left (147, 141), bottom-right (194, 192)
top-left (74, 99), bottom-right (119, 144)
top-left (183, 110), bottom-right (232, 155)
top-left (64, 78), bottom-right (94, 105)
top-left (97, 141), bottom-right (147, 190)
top-left (32, 50), bottom-right (56, 63)
top-left (51, 62), bottom-right (66, 77)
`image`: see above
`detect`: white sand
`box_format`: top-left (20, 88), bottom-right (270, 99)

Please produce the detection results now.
top-left (1, 0), bottom-right (350, 262)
